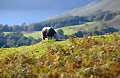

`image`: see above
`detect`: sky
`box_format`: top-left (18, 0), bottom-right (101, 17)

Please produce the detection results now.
top-left (0, 0), bottom-right (101, 26)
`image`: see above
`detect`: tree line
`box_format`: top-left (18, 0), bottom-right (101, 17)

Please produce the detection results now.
top-left (0, 32), bottom-right (41, 48)
top-left (73, 27), bottom-right (118, 38)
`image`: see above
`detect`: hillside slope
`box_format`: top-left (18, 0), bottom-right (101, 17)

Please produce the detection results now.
top-left (0, 34), bottom-right (120, 77)
top-left (0, 40), bottom-right (70, 59)
top-left (106, 15), bottom-right (120, 29)
top-left (50, 0), bottom-right (120, 19)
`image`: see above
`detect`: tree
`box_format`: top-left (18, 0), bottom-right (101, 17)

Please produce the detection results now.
top-left (0, 33), bottom-right (6, 48)
top-left (57, 29), bottom-right (68, 39)
top-left (92, 31), bottom-right (103, 35)
top-left (13, 25), bottom-right (22, 31)
top-left (57, 29), bottom-right (64, 36)
top-left (101, 27), bottom-right (118, 33)
top-left (73, 31), bottom-right (83, 37)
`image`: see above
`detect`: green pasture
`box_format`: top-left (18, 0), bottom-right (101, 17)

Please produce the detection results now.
top-left (23, 31), bottom-right (42, 39)
top-left (56, 22), bottom-right (96, 35)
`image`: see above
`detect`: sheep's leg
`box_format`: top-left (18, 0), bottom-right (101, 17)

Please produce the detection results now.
top-left (41, 33), bottom-right (45, 40)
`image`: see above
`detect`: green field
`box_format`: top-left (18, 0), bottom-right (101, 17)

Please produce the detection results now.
top-left (0, 34), bottom-right (120, 77)
top-left (23, 22), bottom-right (96, 39)
top-left (23, 31), bottom-right (42, 39)
top-left (56, 22), bottom-right (95, 34)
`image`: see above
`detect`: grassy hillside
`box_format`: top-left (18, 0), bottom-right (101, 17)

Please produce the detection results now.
top-left (106, 15), bottom-right (120, 29)
top-left (56, 22), bottom-right (96, 35)
top-left (0, 40), bottom-right (70, 59)
top-left (0, 33), bottom-right (120, 77)
top-left (23, 22), bottom-right (96, 39)
top-left (51, 0), bottom-right (120, 19)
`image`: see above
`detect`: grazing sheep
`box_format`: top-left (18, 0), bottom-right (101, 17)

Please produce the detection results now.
top-left (41, 27), bottom-right (58, 40)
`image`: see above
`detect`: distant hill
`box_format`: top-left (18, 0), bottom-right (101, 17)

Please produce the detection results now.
top-left (106, 15), bottom-right (120, 29)
top-left (26, 0), bottom-right (120, 32)
top-left (50, 0), bottom-right (120, 19)
top-left (28, 11), bottom-right (120, 31)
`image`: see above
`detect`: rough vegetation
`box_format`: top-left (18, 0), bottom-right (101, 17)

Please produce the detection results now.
top-left (0, 33), bottom-right (120, 78)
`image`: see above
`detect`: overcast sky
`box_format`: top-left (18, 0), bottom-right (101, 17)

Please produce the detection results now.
top-left (0, 0), bottom-right (101, 26)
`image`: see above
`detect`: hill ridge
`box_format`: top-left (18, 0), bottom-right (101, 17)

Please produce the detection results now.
top-left (50, 0), bottom-right (120, 19)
